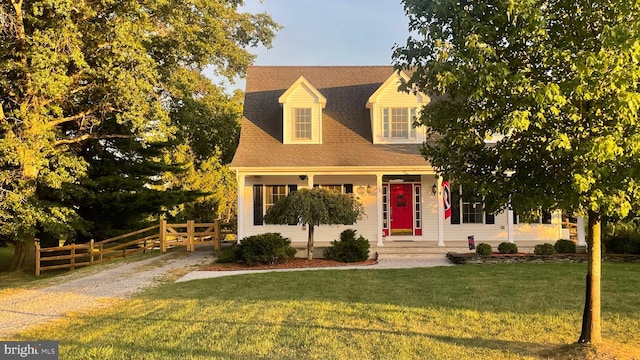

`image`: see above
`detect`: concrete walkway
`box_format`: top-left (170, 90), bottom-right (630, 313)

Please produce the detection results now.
top-left (175, 255), bottom-right (453, 282)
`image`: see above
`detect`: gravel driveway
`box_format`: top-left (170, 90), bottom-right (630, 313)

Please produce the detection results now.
top-left (0, 249), bottom-right (214, 339)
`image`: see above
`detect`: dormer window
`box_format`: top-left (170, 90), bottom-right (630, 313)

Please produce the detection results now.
top-left (294, 108), bottom-right (312, 140)
top-left (279, 76), bottom-right (326, 144)
top-left (383, 107), bottom-right (418, 139)
top-left (367, 71), bottom-right (429, 144)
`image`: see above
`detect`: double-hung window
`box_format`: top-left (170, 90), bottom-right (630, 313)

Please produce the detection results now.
top-left (450, 185), bottom-right (495, 225)
top-left (293, 108), bottom-right (312, 140)
top-left (265, 185), bottom-right (287, 213)
top-left (383, 107), bottom-right (417, 139)
top-left (253, 184), bottom-right (297, 225)
top-left (462, 197), bottom-right (484, 224)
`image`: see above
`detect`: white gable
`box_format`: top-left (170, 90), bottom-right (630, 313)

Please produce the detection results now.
top-left (367, 71), bottom-right (430, 144)
top-left (279, 76), bottom-right (325, 144)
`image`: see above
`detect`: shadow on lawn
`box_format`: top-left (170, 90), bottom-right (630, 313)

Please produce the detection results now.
top-left (47, 319), bottom-right (548, 359)
top-left (146, 263), bottom-right (640, 316)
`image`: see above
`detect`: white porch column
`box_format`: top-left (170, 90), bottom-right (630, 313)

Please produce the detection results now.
top-left (306, 174), bottom-right (314, 189)
top-left (577, 216), bottom-right (586, 246)
top-left (437, 176), bottom-right (445, 246)
top-left (236, 172), bottom-right (246, 241)
top-left (507, 208), bottom-right (515, 243)
top-left (376, 173), bottom-right (384, 246)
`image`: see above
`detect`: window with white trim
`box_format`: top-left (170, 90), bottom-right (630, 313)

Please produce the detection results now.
top-left (462, 197), bottom-right (484, 224)
top-left (293, 108), bottom-right (312, 140)
top-left (383, 107), bottom-right (417, 139)
top-left (382, 185), bottom-right (389, 230)
top-left (265, 185), bottom-right (287, 213)
top-left (450, 185), bottom-right (495, 225)
top-left (254, 184), bottom-right (297, 225)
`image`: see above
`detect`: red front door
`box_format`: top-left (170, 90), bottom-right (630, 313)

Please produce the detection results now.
top-left (390, 184), bottom-right (413, 235)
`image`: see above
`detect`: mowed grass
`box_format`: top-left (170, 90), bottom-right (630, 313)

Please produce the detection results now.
top-left (12, 263), bottom-right (640, 360)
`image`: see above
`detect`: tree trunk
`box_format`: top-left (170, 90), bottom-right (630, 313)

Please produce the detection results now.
top-left (578, 209), bottom-right (602, 344)
top-left (10, 234), bottom-right (37, 273)
top-left (307, 225), bottom-right (315, 260)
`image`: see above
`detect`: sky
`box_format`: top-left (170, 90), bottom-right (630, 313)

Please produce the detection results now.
top-left (211, 0), bottom-right (411, 90)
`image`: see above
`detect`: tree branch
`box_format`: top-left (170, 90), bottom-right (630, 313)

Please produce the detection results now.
top-left (54, 134), bottom-right (130, 146)
top-left (48, 108), bottom-right (99, 127)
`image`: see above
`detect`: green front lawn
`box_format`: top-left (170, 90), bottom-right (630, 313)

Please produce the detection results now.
top-left (12, 263), bottom-right (640, 359)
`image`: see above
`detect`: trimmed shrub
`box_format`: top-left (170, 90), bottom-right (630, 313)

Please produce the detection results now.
top-left (554, 239), bottom-right (577, 254)
top-left (476, 243), bottom-right (492, 256)
top-left (498, 242), bottom-right (518, 254)
top-left (215, 244), bottom-right (242, 263)
top-left (238, 233), bottom-right (296, 265)
top-left (534, 243), bottom-right (556, 255)
top-left (324, 229), bottom-right (370, 262)
top-left (606, 236), bottom-right (640, 254)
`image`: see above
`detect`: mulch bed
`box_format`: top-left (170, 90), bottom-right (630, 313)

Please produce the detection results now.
top-left (202, 258), bottom-right (378, 271)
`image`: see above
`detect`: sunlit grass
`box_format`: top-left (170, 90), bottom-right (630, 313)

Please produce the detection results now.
top-left (12, 263), bottom-right (640, 359)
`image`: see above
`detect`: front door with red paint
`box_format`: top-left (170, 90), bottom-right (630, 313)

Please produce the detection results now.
top-left (390, 184), bottom-right (413, 235)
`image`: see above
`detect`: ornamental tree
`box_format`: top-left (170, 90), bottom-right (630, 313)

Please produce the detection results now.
top-left (0, 0), bottom-right (278, 272)
top-left (393, 0), bottom-right (640, 344)
top-left (263, 188), bottom-right (365, 260)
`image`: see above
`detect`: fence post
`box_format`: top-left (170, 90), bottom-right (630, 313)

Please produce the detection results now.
top-left (187, 220), bottom-right (195, 252)
top-left (160, 219), bottom-right (167, 252)
top-left (90, 239), bottom-right (94, 266)
top-left (70, 245), bottom-right (76, 271)
top-left (214, 220), bottom-right (221, 251)
top-left (35, 243), bottom-right (41, 276)
top-left (99, 243), bottom-right (103, 263)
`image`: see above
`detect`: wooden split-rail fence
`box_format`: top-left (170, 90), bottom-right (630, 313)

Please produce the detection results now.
top-left (35, 220), bottom-right (234, 275)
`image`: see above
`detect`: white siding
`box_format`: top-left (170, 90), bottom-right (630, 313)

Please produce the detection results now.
top-left (441, 207), bottom-right (561, 243)
top-left (239, 173), bottom-right (561, 247)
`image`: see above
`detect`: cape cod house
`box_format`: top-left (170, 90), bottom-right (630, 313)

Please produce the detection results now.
top-left (230, 66), bottom-right (585, 255)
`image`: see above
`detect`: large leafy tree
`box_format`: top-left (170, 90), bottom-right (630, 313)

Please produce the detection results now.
top-left (393, 0), bottom-right (640, 344)
top-left (161, 143), bottom-right (237, 224)
top-left (264, 188), bottom-right (365, 260)
top-left (0, 0), bottom-right (278, 272)
top-left (162, 68), bottom-right (242, 225)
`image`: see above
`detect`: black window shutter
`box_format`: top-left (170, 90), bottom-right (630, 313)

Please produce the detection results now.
top-left (512, 208), bottom-right (518, 224)
top-left (253, 185), bottom-right (263, 226)
top-left (344, 184), bottom-right (353, 194)
top-left (542, 210), bottom-right (552, 224)
top-left (485, 211), bottom-right (495, 224)
top-left (450, 187), bottom-right (460, 224)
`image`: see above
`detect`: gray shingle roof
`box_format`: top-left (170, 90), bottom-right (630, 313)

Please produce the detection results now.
top-left (230, 66), bottom-right (432, 169)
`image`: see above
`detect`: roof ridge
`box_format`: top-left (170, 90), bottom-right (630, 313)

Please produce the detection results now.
top-left (248, 65), bottom-right (394, 68)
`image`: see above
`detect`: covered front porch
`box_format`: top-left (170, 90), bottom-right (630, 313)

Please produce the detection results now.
top-left (236, 168), bottom-right (586, 255)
